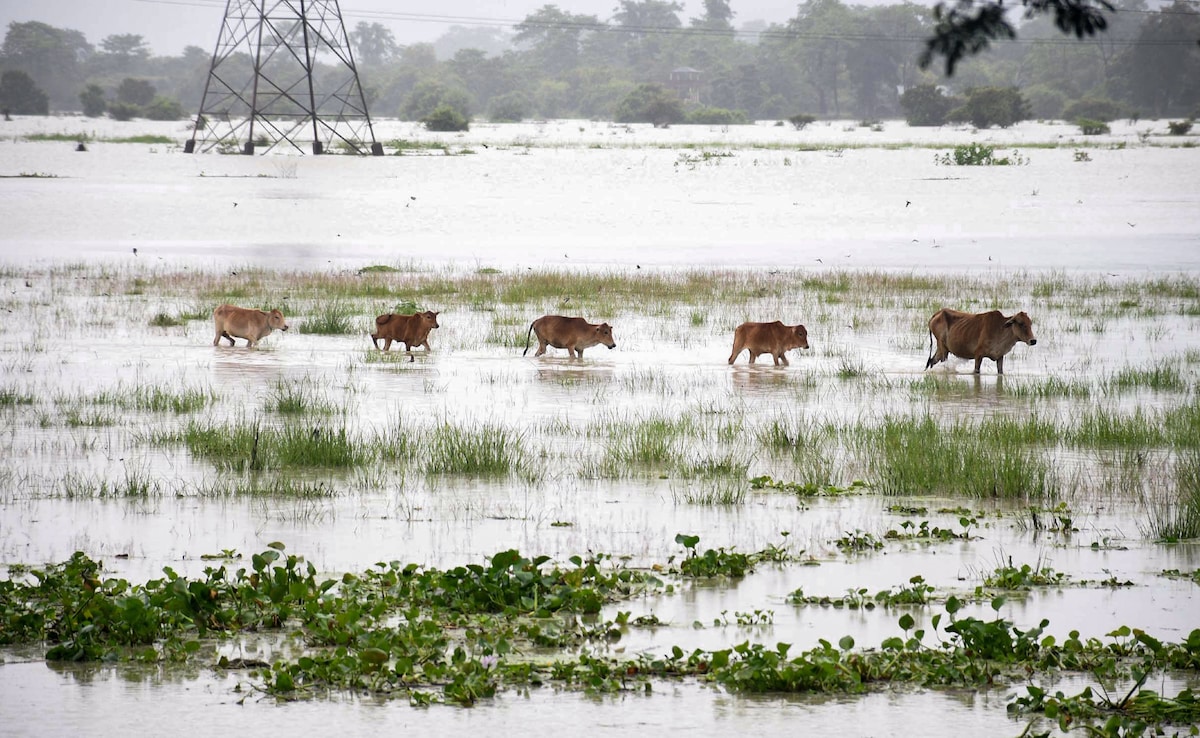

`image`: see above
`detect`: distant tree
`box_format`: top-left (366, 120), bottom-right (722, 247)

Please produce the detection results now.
top-left (788, 113), bottom-right (817, 129)
top-left (142, 96), bottom-right (184, 120)
top-left (488, 91), bottom-right (530, 121)
top-left (690, 0), bottom-right (735, 31)
top-left (422, 103), bottom-right (469, 131)
top-left (79, 83), bottom-right (106, 116)
top-left (433, 26), bottom-right (512, 60)
top-left (614, 83), bottom-right (685, 126)
top-left (686, 105), bottom-right (748, 124)
top-left (400, 79), bottom-right (471, 120)
top-left (99, 33), bottom-right (150, 73)
top-left (1, 21), bottom-right (93, 109)
top-left (350, 21), bottom-right (398, 67)
top-left (1062, 96), bottom-right (1125, 122)
top-left (1118, 0), bottom-right (1200, 116)
top-left (920, 0), bottom-right (1116, 75)
top-left (107, 101), bottom-right (140, 120)
top-left (956, 86), bottom-right (1030, 128)
top-left (514, 5), bottom-right (600, 72)
top-left (116, 77), bottom-right (156, 106)
top-left (0, 69), bottom-right (49, 114)
top-left (1022, 84), bottom-right (1067, 119)
top-left (900, 84), bottom-right (958, 126)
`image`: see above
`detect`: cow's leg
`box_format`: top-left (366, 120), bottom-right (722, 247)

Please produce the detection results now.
top-left (777, 353), bottom-right (789, 366)
top-left (221, 331), bottom-right (236, 347)
top-left (728, 337), bottom-right (744, 364)
top-left (748, 351), bottom-right (758, 364)
top-left (534, 340), bottom-right (548, 357)
top-left (576, 348), bottom-right (584, 358)
top-left (996, 356), bottom-right (1005, 375)
top-left (973, 355), bottom-right (984, 374)
top-left (213, 332), bottom-right (221, 347)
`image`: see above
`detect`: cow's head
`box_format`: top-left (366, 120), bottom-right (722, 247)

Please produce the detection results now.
top-left (596, 322), bottom-right (616, 349)
top-left (268, 309), bottom-right (289, 331)
top-left (421, 310), bottom-right (441, 329)
top-left (1004, 312), bottom-right (1036, 346)
top-left (792, 324), bottom-right (810, 350)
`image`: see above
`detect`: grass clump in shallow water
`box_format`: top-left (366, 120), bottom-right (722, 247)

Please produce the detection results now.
top-left (868, 416), bottom-right (1056, 499)
top-left (424, 421), bottom-right (526, 476)
top-left (1144, 450), bottom-right (1200, 542)
top-left (299, 300), bottom-right (358, 335)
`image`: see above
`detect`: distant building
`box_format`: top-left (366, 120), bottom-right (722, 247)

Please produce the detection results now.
top-left (669, 67), bottom-right (703, 104)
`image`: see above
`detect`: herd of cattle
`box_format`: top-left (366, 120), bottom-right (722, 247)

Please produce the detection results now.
top-left (211, 303), bottom-right (1038, 374)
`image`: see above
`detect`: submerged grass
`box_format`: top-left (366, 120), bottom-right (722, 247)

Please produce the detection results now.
top-left (868, 416), bottom-right (1057, 500)
top-left (424, 421), bottom-right (526, 476)
top-left (1144, 450), bottom-right (1200, 541)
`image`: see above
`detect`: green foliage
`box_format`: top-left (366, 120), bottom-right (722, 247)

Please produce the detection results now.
top-left (298, 300), bottom-right (356, 334)
top-left (107, 101), bottom-right (139, 121)
top-left (79, 84), bottom-right (106, 117)
top-left (1022, 84), bottom-right (1067, 120)
top-left (749, 475), bottom-right (866, 497)
top-left (899, 85), bottom-right (958, 127)
top-left (422, 104), bottom-right (470, 132)
top-left (487, 91), bottom-right (529, 122)
top-left (787, 113), bottom-right (817, 130)
top-left (674, 534), bottom-right (754, 578)
top-left (686, 106), bottom-right (748, 125)
top-left (141, 96), bottom-right (183, 121)
top-left (1077, 118), bottom-right (1111, 135)
top-left (935, 143), bottom-right (1027, 166)
top-left (148, 312), bottom-right (181, 327)
top-left (116, 77), bottom-right (155, 106)
top-left (958, 86), bottom-right (1031, 128)
top-left (0, 69), bottom-right (49, 115)
top-left (1167, 120), bottom-right (1194, 136)
top-left (1063, 97), bottom-right (1127, 123)
top-left (614, 83), bottom-right (685, 127)
top-left (984, 559), bottom-right (1068, 589)
top-left (425, 422), bottom-right (526, 476)
top-left (400, 79), bottom-right (471, 121)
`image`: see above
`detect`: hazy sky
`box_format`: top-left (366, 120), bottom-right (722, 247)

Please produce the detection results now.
top-left (0, 0), bottom-right (816, 56)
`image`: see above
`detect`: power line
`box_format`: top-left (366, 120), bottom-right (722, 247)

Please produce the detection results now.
top-left (128, 0), bottom-right (1200, 49)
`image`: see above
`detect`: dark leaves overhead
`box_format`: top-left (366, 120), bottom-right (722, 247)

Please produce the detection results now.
top-left (921, 0), bottom-right (1115, 75)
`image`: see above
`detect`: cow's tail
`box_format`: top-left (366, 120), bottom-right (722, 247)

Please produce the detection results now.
top-left (925, 329), bottom-right (935, 370)
top-left (522, 321), bottom-right (536, 356)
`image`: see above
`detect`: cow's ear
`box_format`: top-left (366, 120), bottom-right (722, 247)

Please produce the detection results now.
top-left (1004, 318), bottom-right (1015, 327)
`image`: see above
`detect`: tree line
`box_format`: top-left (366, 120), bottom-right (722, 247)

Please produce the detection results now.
top-left (1, 0), bottom-right (1197, 128)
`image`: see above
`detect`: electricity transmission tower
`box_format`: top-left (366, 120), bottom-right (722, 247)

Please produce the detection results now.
top-left (185, 0), bottom-right (383, 155)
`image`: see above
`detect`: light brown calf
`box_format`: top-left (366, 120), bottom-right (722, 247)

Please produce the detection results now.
top-left (212, 304), bottom-right (288, 348)
top-left (728, 321), bottom-right (810, 366)
top-left (371, 310), bottom-right (440, 360)
top-left (523, 315), bottom-right (616, 358)
top-left (925, 308), bottom-right (1037, 374)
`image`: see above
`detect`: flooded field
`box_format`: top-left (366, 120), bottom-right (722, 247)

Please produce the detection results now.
top-left (1, 117), bottom-right (1199, 736)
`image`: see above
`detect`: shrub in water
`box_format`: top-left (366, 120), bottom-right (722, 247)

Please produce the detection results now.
top-left (1063, 97), bottom-right (1126, 123)
top-left (423, 104), bottom-right (469, 132)
top-left (1077, 118), bottom-right (1110, 135)
top-left (787, 113), bottom-right (817, 130)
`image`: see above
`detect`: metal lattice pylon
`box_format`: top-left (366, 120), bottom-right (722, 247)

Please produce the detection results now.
top-left (185, 0), bottom-right (383, 155)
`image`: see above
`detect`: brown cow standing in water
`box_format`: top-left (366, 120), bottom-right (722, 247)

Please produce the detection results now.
top-left (523, 315), bottom-right (616, 358)
top-left (212, 304), bottom-right (289, 348)
top-left (371, 310), bottom-right (440, 359)
top-left (925, 309), bottom-right (1037, 374)
top-left (728, 321), bottom-right (810, 366)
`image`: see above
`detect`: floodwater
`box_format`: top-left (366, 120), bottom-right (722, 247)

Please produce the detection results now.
top-left (2, 116), bottom-right (1200, 736)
